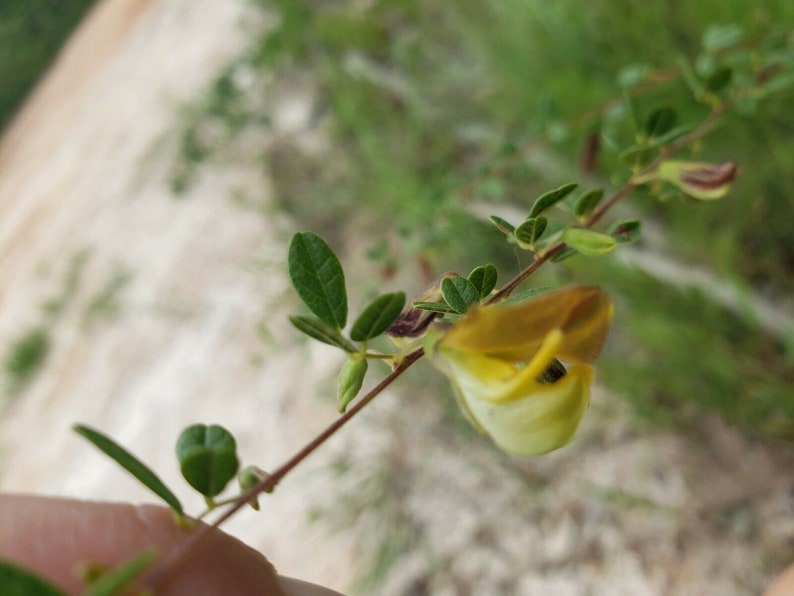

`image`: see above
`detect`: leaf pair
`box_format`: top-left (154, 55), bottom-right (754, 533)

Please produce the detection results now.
top-left (74, 423), bottom-right (241, 515)
top-left (415, 264), bottom-right (497, 315)
top-left (288, 232), bottom-right (405, 348)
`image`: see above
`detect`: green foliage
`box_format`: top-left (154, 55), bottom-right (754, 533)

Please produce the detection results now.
top-left (84, 551), bottom-right (156, 596)
top-left (0, 559), bottom-right (63, 596)
top-left (514, 217), bottom-right (547, 249)
top-left (288, 232), bottom-right (348, 330)
top-left (4, 327), bottom-right (50, 391)
top-left (350, 292), bottom-right (406, 342)
top-left (528, 182), bottom-right (578, 218)
top-left (0, 0), bottom-right (99, 130)
top-left (289, 315), bottom-right (357, 352)
top-left (176, 424), bottom-right (240, 499)
top-left (467, 264), bottom-right (498, 299)
top-left (440, 276), bottom-right (480, 314)
top-left (562, 228), bottom-right (618, 256)
top-left (73, 425), bottom-right (184, 516)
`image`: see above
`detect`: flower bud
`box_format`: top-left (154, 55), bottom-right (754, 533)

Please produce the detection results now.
top-left (655, 160), bottom-right (737, 200)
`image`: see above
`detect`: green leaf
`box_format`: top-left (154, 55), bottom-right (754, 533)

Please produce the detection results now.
top-left (488, 215), bottom-right (515, 236)
top-left (528, 182), bottom-right (578, 218)
top-left (412, 301), bottom-right (458, 314)
top-left (514, 217), bottom-right (547, 249)
top-left (289, 315), bottom-right (357, 352)
top-left (337, 357), bottom-right (368, 412)
top-left (0, 560), bottom-right (64, 596)
top-left (85, 551), bottom-right (157, 596)
top-left (73, 425), bottom-right (183, 515)
top-left (562, 228), bottom-right (618, 256)
top-left (550, 246), bottom-right (578, 262)
top-left (619, 145), bottom-right (654, 165)
top-left (467, 264), bottom-right (498, 299)
top-left (644, 107), bottom-right (676, 138)
top-left (502, 286), bottom-right (557, 304)
top-left (648, 123), bottom-right (696, 148)
top-left (288, 232), bottom-right (347, 329)
top-left (705, 65), bottom-right (733, 92)
top-left (609, 220), bottom-right (642, 244)
top-left (702, 24), bottom-right (743, 53)
top-left (441, 276), bottom-right (480, 314)
top-left (350, 292), bottom-right (406, 342)
top-left (574, 188), bottom-right (604, 219)
top-left (176, 425), bottom-right (239, 498)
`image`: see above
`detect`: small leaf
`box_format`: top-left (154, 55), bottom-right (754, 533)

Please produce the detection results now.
top-left (412, 301), bottom-right (458, 314)
top-left (468, 264), bottom-right (498, 299)
top-left (288, 232), bottom-right (347, 329)
top-left (644, 107), bottom-right (677, 138)
top-left (609, 220), bottom-right (642, 244)
top-left (562, 228), bottom-right (618, 256)
top-left (289, 315), bottom-right (357, 352)
top-left (85, 551), bottom-right (157, 596)
top-left (73, 425), bottom-right (183, 515)
top-left (702, 24), bottom-right (743, 53)
top-left (705, 65), bottom-right (733, 92)
top-left (574, 188), bottom-right (604, 219)
top-left (648, 123), bottom-right (696, 148)
top-left (617, 63), bottom-right (649, 88)
top-left (550, 246), bottom-right (578, 262)
top-left (0, 560), bottom-right (64, 596)
top-left (528, 182), bottom-right (578, 218)
top-left (441, 276), bottom-right (480, 314)
top-left (176, 424), bottom-right (239, 498)
top-left (488, 215), bottom-right (515, 236)
top-left (350, 292), bottom-right (406, 342)
top-left (337, 357), bottom-right (368, 413)
top-left (514, 217), bottom-right (547, 249)
top-left (619, 145), bottom-right (654, 165)
top-left (502, 286), bottom-right (557, 304)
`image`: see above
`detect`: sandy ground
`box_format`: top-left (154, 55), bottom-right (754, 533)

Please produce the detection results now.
top-left (0, 0), bottom-right (355, 590)
top-left (1, 1), bottom-right (793, 595)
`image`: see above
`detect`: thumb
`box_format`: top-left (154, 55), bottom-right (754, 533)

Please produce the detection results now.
top-left (0, 494), bottom-right (285, 595)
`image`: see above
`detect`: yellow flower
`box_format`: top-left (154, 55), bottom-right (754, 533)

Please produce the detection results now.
top-left (428, 286), bottom-right (613, 456)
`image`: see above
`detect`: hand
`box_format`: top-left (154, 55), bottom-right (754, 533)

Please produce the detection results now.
top-left (0, 494), bottom-right (341, 595)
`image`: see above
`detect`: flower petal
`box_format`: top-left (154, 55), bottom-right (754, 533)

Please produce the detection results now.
top-left (440, 286), bottom-right (613, 364)
top-left (458, 364), bottom-right (592, 456)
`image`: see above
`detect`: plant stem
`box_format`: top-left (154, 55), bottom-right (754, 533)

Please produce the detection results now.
top-left (144, 104), bottom-right (728, 589)
top-left (144, 347), bottom-right (425, 589)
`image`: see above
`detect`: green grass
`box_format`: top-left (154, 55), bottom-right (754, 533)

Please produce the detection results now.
top-left (0, 0), bottom-right (99, 130)
top-left (3, 327), bottom-right (50, 391)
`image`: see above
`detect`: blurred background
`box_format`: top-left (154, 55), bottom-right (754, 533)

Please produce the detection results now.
top-left (1, 1), bottom-right (793, 594)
